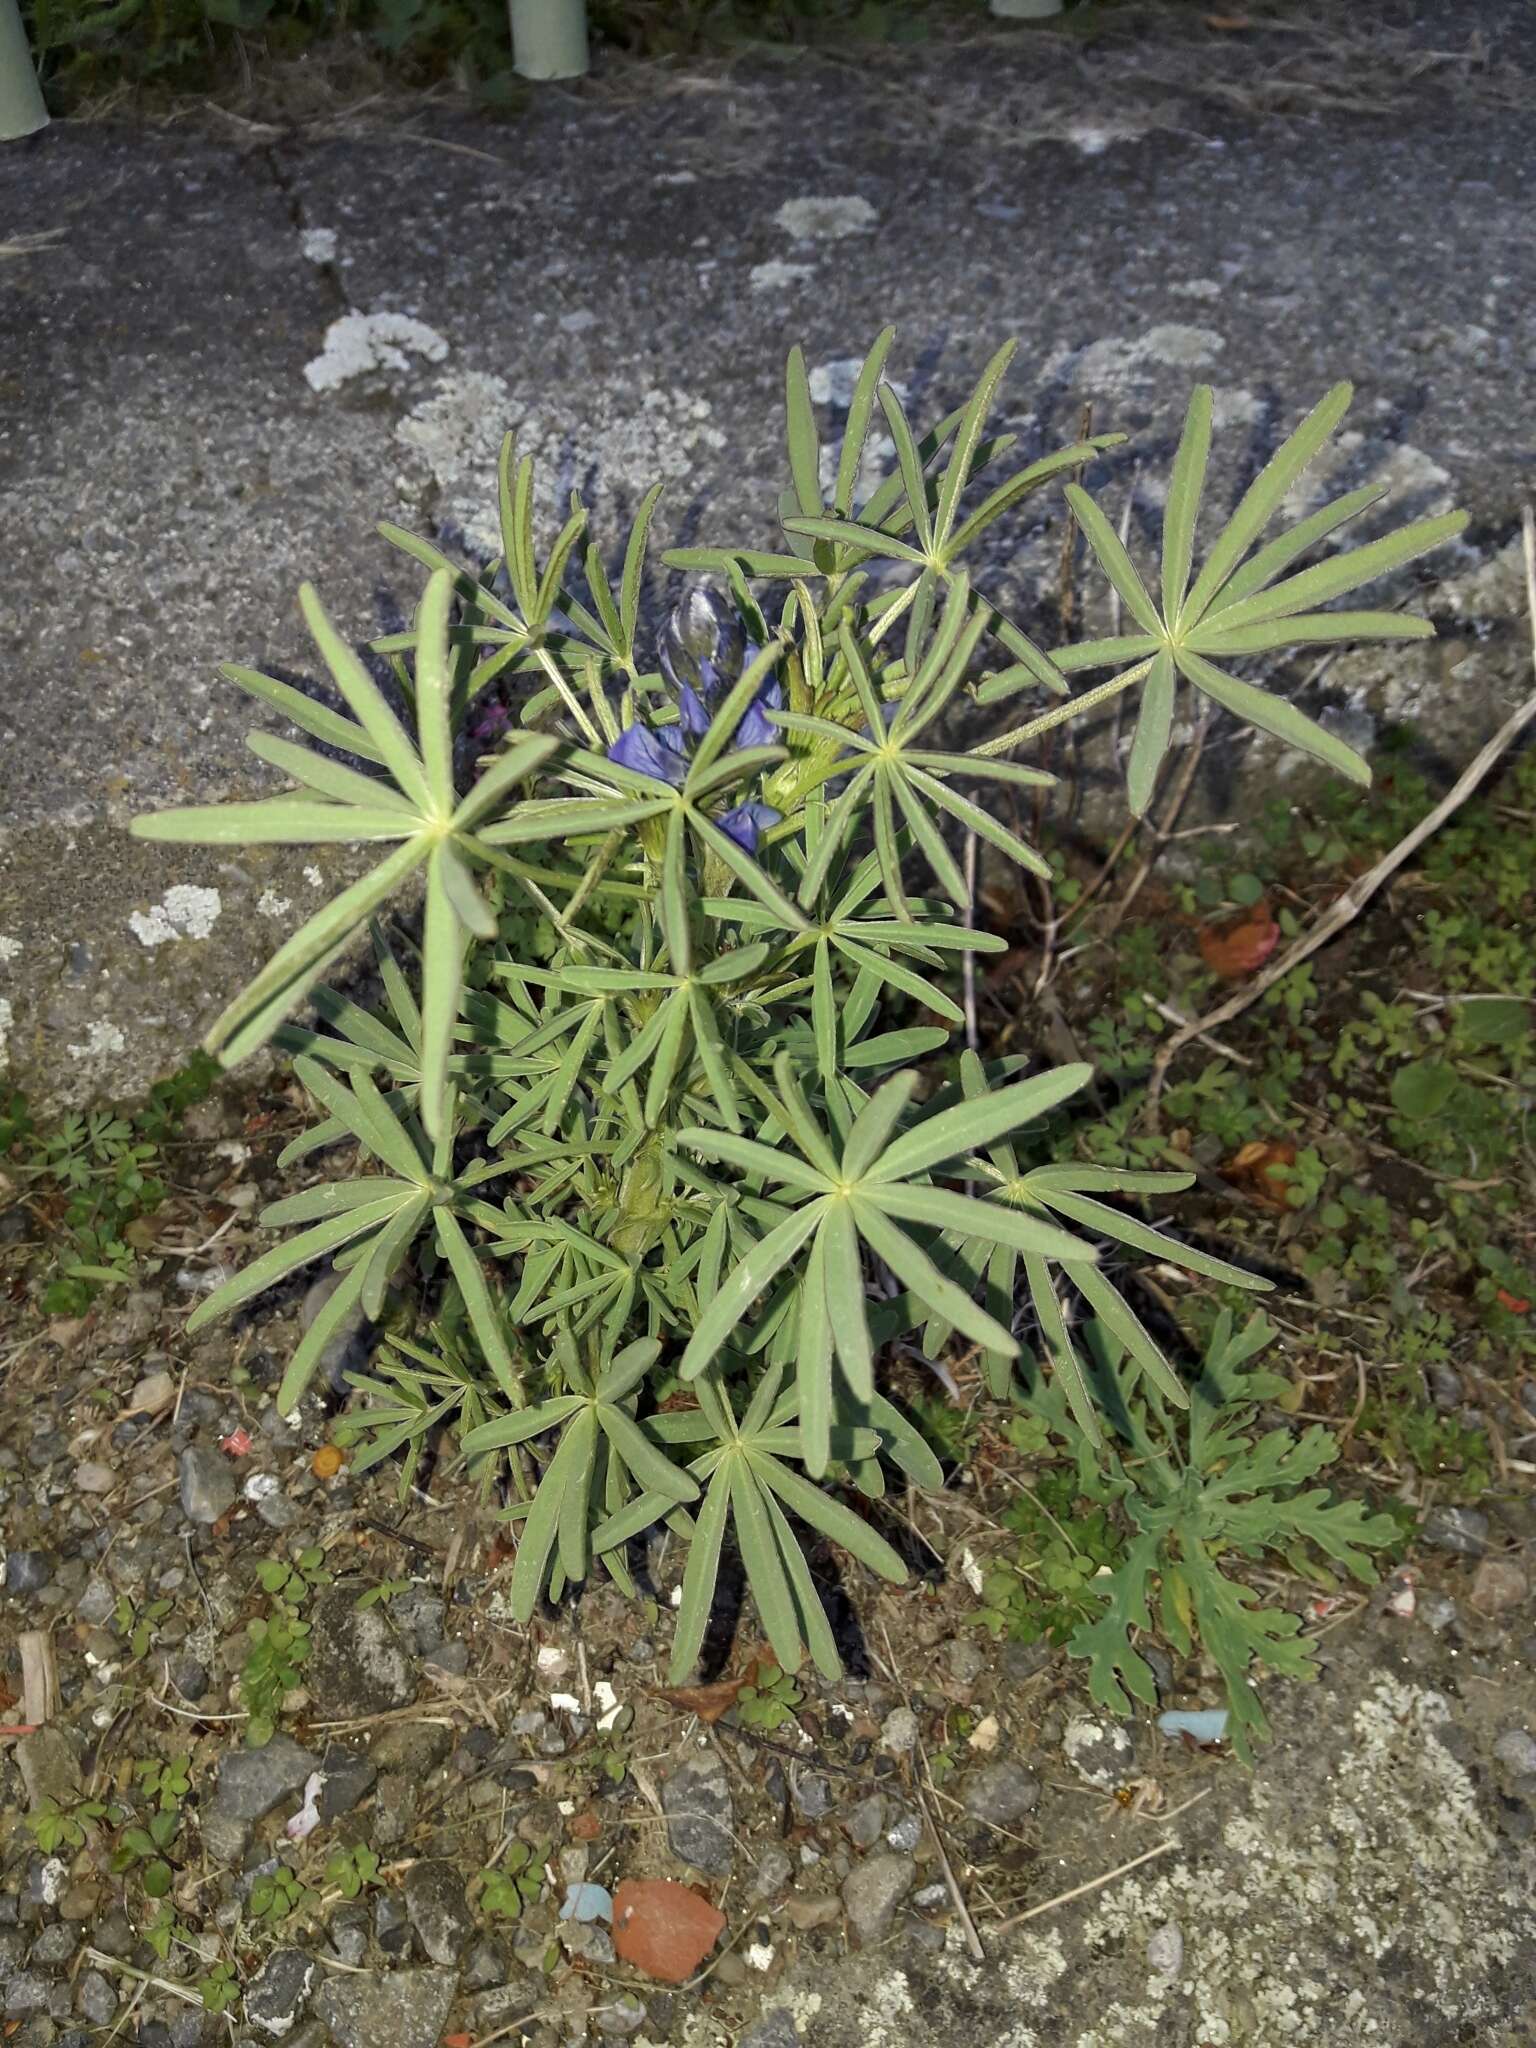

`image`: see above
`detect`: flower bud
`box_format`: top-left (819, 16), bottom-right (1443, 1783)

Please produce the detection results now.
top-left (659, 586), bottom-right (745, 700)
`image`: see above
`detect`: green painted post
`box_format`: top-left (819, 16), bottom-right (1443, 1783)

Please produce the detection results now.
top-left (509, 0), bottom-right (589, 79)
top-left (1, 0), bottom-right (49, 140)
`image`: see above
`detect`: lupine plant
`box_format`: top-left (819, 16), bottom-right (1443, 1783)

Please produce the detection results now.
top-left (132, 332), bottom-right (1462, 1697)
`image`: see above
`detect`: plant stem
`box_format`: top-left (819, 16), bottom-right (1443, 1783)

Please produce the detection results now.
top-left (975, 660), bottom-right (1152, 759)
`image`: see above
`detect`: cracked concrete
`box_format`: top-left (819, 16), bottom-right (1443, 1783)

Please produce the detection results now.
top-left (1, 2), bottom-right (1534, 1105)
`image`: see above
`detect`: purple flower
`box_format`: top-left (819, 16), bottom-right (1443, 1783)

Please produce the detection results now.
top-left (608, 720), bottom-right (688, 786)
top-left (718, 802), bottom-right (782, 855)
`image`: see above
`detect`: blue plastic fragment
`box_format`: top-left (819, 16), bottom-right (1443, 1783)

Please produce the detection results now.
top-left (560, 1882), bottom-right (613, 1924)
top-left (1157, 1708), bottom-right (1230, 1746)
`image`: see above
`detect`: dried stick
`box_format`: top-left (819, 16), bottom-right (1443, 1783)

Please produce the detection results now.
top-left (19, 1631), bottom-right (58, 1727)
top-left (1145, 505), bottom-right (1536, 1127)
top-left (991, 1830), bottom-right (1183, 1932)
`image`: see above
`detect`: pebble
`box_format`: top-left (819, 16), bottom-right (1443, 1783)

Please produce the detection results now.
top-left (178, 1445), bottom-right (236, 1525)
top-left (1419, 1506), bottom-right (1490, 1557)
top-left (841, 1852), bottom-right (915, 1947)
top-left (753, 1848), bottom-right (794, 1900)
top-left (403, 1861), bottom-right (474, 1966)
top-left (4, 1549), bottom-right (54, 1597)
top-left (1147, 1922), bottom-right (1184, 1977)
top-left (305, 1587), bottom-right (414, 1717)
top-left (1062, 1715), bottom-right (1136, 1788)
top-left (205, 1737), bottom-right (319, 1824)
top-left (329, 1908), bottom-right (369, 1968)
top-left (76, 1577), bottom-right (115, 1626)
top-left (783, 1893), bottom-right (842, 1931)
top-left (75, 1974), bottom-right (118, 2027)
top-left (1493, 1730), bottom-right (1536, 1777)
top-left (316, 1744), bottom-right (377, 1820)
top-left (313, 1970), bottom-right (459, 2048)
top-left (4, 1973), bottom-right (52, 2019)
top-left (73, 1461), bottom-right (116, 1495)
top-left (597, 1992), bottom-right (647, 2037)
top-left (843, 1794), bottom-right (886, 1849)
top-left (879, 1707), bottom-right (919, 1754)
top-left (961, 1760), bottom-right (1042, 1826)
top-left (244, 1949), bottom-right (317, 2037)
top-left (1471, 1557), bottom-right (1530, 1616)
top-left (19, 1728), bottom-right (82, 1810)
top-left (662, 1753), bottom-right (735, 1876)
top-left (1428, 1363), bottom-right (1464, 1409)
top-left (738, 2011), bottom-right (802, 2048)
top-left (885, 1808), bottom-right (922, 1854)
top-left (30, 1924), bottom-right (78, 1965)
top-left (790, 1771), bottom-right (832, 1821)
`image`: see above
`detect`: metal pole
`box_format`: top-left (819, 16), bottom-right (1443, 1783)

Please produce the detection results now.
top-left (0, 0), bottom-right (49, 140)
top-left (509, 0), bottom-right (589, 80)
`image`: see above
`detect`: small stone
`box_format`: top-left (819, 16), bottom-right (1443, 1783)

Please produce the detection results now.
top-left (662, 1753), bottom-right (734, 1876)
top-left (461, 1939), bottom-right (506, 1991)
top-left (58, 1886), bottom-right (101, 1923)
top-left (76, 1577), bottom-right (115, 1626)
top-left (843, 1794), bottom-right (886, 1849)
top-left (76, 1973), bottom-right (118, 2027)
top-left (18, 1728), bottom-right (82, 1811)
top-left (842, 1853), bottom-right (915, 1947)
top-left (1493, 1730), bottom-right (1536, 1777)
top-left (403, 1861), bottom-right (473, 1966)
top-left (313, 1971), bottom-right (458, 2048)
top-left (879, 1707), bottom-right (918, 1755)
top-left (784, 1893), bottom-right (842, 1931)
top-left (1428, 1363), bottom-right (1464, 1409)
top-left (4, 1549), bottom-right (53, 1597)
top-left (1000, 1639), bottom-right (1052, 1683)
top-left (945, 1637), bottom-right (987, 1686)
top-left (316, 1744), bottom-right (376, 1820)
top-left (305, 1588), bottom-right (414, 1717)
top-left (1470, 1557), bottom-right (1529, 1616)
top-left (1062, 1715), bottom-right (1135, 1788)
top-left (374, 1893), bottom-right (411, 1957)
top-left (371, 1774), bottom-right (418, 1849)
top-left (1419, 1593), bottom-right (1458, 1634)
top-left (170, 1656), bottom-right (210, 1702)
top-left (371, 1721), bottom-right (452, 1775)
top-left (790, 1771), bottom-right (832, 1821)
top-left (597, 1993), bottom-right (647, 2037)
top-left (179, 1446), bottom-right (236, 1525)
top-left (1420, 1506), bottom-right (1490, 1557)
top-left (30, 1924), bottom-right (77, 1965)
top-left (74, 1462), bottom-right (116, 1495)
top-left (329, 1907), bottom-right (369, 1968)
top-left (885, 1808), bottom-right (922, 1854)
top-left (206, 1737), bottom-right (319, 1824)
top-left (5, 1973), bottom-right (52, 2019)
top-left (753, 1848), bottom-right (794, 1900)
top-left (961, 1761), bottom-right (1041, 1827)
top-left (244, 1950), bottom-right (316, 2037)
top-left (1147, 1922), bottom-right (1184, 1978)
top-left (739, 2011), bottom-right (802, 2048)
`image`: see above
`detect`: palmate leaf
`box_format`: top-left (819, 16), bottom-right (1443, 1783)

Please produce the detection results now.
top-left (131, 568), bottom-right (556, 1134)
top-left (679, 1053), bottom-right (1098, 1474)
top-left (1038, 383), bottom-right (1466, 813)
top-left (462, 1336), bottom-right (697, 1621)
top-left (773, 583), bottom-right (1056, 919)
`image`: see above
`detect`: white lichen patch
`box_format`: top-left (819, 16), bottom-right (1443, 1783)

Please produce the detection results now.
top-left (395, 371), bottom-right (726, 552)
top-left (256, 889), bottom-right (291, 920)
top-left (304, 310), bottom-right (449, 394)
top-left (300, 227), bottom-right (337, 264)
top-left (129, 884), bottom-right (222, 948)
top-left (67, 1020), bottom-right (126, 1063)
top-left (0, 996), bottom-right (12, 1070)
top-left (1071, 1677), bottom-right (1533, 2047)
top-left (775, 194), bottom-right (877, 241)
top-left (303, 865), bottom-right (323, 888)
top-left (1063, 120), bottom-right (1147, 155)
top-left (1048, 325), bottom-right (1225, 396)
top-left (1211, 387), bottom-right (1267, 430)
top-left (749, 259), bottom-right (816, 294)
top-left (1170, 277), bottom-right (1223, 300)
top-left (0, 936), bottom-right (20, 965)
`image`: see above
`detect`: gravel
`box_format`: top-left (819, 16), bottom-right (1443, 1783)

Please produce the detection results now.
top-left (841, 1853), bottom-right (915, 1947)
top-left (179, 1445), bottom-right (237, 1525)
top-left (663, 1753), bottom-right (735, 1876)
